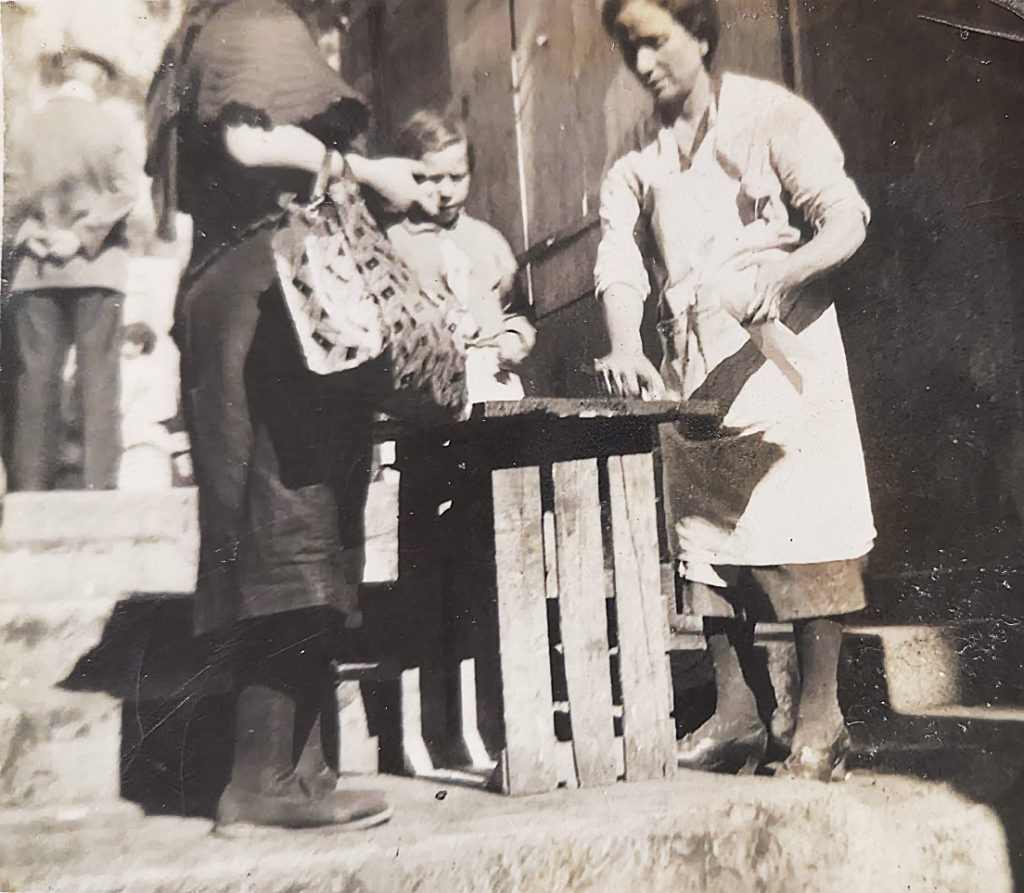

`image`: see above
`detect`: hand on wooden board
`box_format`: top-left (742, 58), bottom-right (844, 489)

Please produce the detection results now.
top-left (594, 350), bottom-right (667, 400)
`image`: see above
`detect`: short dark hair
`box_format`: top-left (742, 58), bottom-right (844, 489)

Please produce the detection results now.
top-left (601, 0), bottom-right (720, 70)
top-left (393, 109), bottom-right (472, 167)
top-left (122, 322), bottom-right (158, 355)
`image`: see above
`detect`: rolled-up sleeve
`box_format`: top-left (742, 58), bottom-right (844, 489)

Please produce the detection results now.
top-left (594, 154), bottom-right (650, 305)
top-left (768, 93), bottom-right (870, 231)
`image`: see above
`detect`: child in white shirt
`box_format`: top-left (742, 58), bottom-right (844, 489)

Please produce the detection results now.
top-left (385, 110), bottom-right (535, 404)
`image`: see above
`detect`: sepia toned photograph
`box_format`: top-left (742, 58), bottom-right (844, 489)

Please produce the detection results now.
top-left (0, 0), bottom-right (1023, 889)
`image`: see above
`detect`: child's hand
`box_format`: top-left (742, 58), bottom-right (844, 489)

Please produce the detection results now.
top-left (492, 331), bottom-right (531, 367)
top-left (47, 230), bottom-right (82, 262)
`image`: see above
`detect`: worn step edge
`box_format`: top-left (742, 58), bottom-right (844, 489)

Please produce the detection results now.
top-left (0, 490), bottom-right (198, 545)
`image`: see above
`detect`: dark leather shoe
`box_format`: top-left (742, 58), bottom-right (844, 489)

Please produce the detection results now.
top-left (676, 721), bottom-right (768, 775)
top-left (217, 771), bottom-right (392, 829)
top-left (776, 725), bottom-right (851, 783)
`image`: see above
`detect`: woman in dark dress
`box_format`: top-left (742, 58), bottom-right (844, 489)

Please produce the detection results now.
top-left (146, 0), bottom-right (434, 828)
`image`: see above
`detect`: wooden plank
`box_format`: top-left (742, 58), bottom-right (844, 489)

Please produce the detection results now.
top-left (338, 681), bottom-right (379, 775)
top-left (400, 668), bottom-right (436, 776)
top-left (374, 0), bottom-right (453, 139)
top-left (608, 453), bottom-right (677, 780)
top-left (446, 0), bottom-right (525, 254)
top-left (459, 659), bottom-right (495, 771)
top-left (552, 458), bottom-right (619, 787)
top-left (715, 0), bottom-right (787, 83)
top-left (514, 0), bottom-right (623, 315)
top-left (470, 397), bottom-right (717, 422)
top-left (394, 442), bottom-right (455, 767)
top-left (492, 466), bottom-right (560, 794)
top-left (362, 475), bottom-right (399, 584)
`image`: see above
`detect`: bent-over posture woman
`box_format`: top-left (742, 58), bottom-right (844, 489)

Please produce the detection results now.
top-left (595, 0), bottom-right (875, 780)
top-left (147, 0), bottom-right (435, 827)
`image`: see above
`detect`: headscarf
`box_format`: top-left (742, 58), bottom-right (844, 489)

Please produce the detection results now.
top-left (145, 0), bottom-right (366, 241)
top-left (145, 0), bottom-right (237, 240)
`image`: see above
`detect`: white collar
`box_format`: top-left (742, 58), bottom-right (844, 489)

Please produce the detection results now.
top-left (400, 215), bottom-right (462, 236)
top-left (656, 75), bottom-right (726, 170)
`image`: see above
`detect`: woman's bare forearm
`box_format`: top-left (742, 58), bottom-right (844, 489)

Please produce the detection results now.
top-left (223, 124), bottom-right (381, 181)
top-left (224, 124), bottom-right (426, 212)
top-left (780, 206), bottom-right (867, 291)
top-left (224, 124), bottom-right (328, 173)
top-left (601, 285), bottom-right (647, 356)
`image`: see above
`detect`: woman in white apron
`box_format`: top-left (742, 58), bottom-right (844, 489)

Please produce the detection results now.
top-left (595, 0), bottom-right (875, 781)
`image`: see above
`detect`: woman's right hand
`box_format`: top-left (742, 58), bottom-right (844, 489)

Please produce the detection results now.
top-left (594, 350), bottom-right (667, 399)
top-left (343, 154), bottom-right (440, 215)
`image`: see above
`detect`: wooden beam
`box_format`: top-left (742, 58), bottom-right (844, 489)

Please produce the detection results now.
top-left (492, 466), bottom-right (560, 794)
top-left (553, 458), bottom-right (619, 787)
top-left (607, 453), bottom-right (677, 780)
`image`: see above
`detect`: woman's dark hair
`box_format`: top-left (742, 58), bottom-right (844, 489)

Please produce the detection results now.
top-left (601, 0), bottom-right (720, 70)
top-left (393, 109), bottom-right (473, 170)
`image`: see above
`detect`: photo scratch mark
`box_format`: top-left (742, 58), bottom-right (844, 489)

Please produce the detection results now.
top-left (918, 13), bottom-right (1024, 44)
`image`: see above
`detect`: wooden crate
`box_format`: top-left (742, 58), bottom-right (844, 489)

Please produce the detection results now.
top-left (392, 399), bottom-right (714, 794)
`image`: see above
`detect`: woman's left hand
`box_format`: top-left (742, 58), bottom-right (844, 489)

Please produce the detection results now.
top-left (736, 255), bottom-right (797, 325)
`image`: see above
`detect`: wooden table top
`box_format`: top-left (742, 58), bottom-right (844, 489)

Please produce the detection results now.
top-left (376, 397), bottom-right (719, 439)
top-left (464, 397), bottom-right (718, 424)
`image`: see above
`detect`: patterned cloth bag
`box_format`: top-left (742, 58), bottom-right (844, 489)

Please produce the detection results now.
top-left (272, 168), bottom-right (469, 422)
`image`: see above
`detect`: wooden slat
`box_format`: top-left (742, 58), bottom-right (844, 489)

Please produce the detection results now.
top-left (715, 0), bottom-right (787, 83)
top-left (492, 466), bottom-right (560, 795)
top-left (513, 0), bottom-right (620, 315)
top-left (471, 397), bottom-right (716, 422)
top-left (608, 453), bottom-right (677, 780)
top-left (394, 447), bottom-right (449, 766)
top-left (552, 458), bottom-right (619, 787)
top-left (446, 0), bottom-right (525, 254)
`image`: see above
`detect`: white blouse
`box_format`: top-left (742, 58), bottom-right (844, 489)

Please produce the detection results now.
top-left (593, 73), bottom-right (876, 574)
top-left (594, 73), bottom-right (869, 309)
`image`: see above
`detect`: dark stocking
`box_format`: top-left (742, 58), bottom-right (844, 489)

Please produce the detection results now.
top-left (791, 617), bottom-right (844, 749)
top-left (700, 618), bottom-right (763, 734)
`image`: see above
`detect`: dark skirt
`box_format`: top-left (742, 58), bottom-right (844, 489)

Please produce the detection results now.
top-left (683, 556), bottom-right (868, 622)
top-left (176, 230), bottom-right (389, 635)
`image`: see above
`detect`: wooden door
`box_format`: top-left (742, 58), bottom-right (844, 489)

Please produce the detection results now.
top-left (791, 0), bottom-right (1024, 601)
top-left (513, 0), bottom-right (793, 393)
top-left (346, 1), bottom-right (796, 394)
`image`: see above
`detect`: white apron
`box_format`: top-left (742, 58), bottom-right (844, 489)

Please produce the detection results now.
top-left (651, 121), bottom-right (875, 585)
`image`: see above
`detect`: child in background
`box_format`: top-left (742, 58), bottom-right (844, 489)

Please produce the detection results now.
top-left (118, 321), bottom-right (180, 489)
top-left (386, 110), bottom-right (535, 404)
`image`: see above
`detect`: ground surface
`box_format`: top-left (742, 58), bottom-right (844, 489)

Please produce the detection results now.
top-left (1, 769), bottom-right (1010, 893)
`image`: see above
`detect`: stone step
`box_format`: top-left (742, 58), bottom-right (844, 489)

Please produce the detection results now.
top-left (0, 480), bottom-right (399, 601)
top-left (0, 489), bottom-right (198, 547)
top-left (844, 624), bottom-right (1024, 715)
top-left (0, 543), bottom-right (198, 603)
top-left (0, 490), bottom-right (199, 602)
top-left (0, 773), bottom-right (1011, 892)
top-left (0, 597), bottom-right (120, 689)
top-left (674, 617), bottom-right (1024, 715)
top-left (836, 628), bottom-right (1024, 804)
top-left (0, 685), bottom-right (122, 809)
